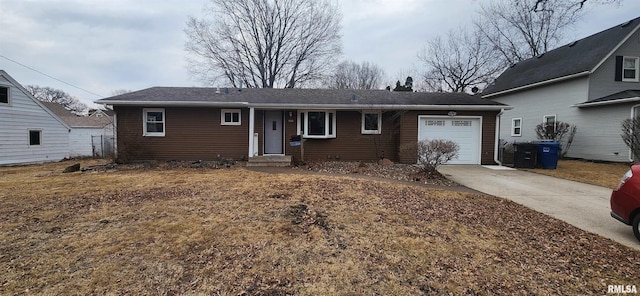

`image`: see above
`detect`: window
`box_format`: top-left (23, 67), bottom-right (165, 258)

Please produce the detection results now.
top-left (426, 120), bottom-right (445, 126)
top-left (221, 109), bottom-right (241, 125)
top-left (452, 120), bottom-right (472, 127)
top-left (29, 130), bottom-right (41, 146)
top-left (623, 57), bottom-right (639, 82)
top-left (511, 118), bottom-right (522, 136)
top-left (616, 56), bottom-right (640, 82)
top-left (362, 111), bottom-right (381, 134)
top-left (298, 110), bottom-right (336, 139)
top-left (543, 114), bottom-right (556, 137)
top-left (143, 108), bottom-right (165, 137)
top-left (0, 86), bottom-right (8, 104)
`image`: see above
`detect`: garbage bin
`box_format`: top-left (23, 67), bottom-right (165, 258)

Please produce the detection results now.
top-left (537, 141), bottom-right (560, 169)
top-left (513, 143), bottom-right (538, 168)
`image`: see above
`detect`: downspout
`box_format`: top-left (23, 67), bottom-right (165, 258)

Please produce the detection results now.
top-left (248, 107), bottom-right (255, 158)
top-left (494, 108), bottom-right (504, 166)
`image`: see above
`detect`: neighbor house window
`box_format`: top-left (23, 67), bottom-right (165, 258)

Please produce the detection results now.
top-left (298, 110), bottom-right (336, 139)
top-left (221, 109), bottom-right (241, 125)
top-left (543, 114), bottom-right (556, 137)
top-left (29, 130), bottom-right (41, 146)
top-left (362, 111), bottom-right (381, 134)
top-left (623, 57), bottom-right (639, 82)
top-left (511, 118), bottom-right (522, 136)
top-left (0, 86), bottom-right (9, 104)
top-left (143, 108), bottom-right (165, 137)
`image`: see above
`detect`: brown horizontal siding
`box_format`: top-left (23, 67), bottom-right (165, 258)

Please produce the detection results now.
top-left (398, 110), bottom-right (498, 165)
top-left (287, 111), bottom-right (399, 163)
top-left (115, 106), bottom-right (249, 162)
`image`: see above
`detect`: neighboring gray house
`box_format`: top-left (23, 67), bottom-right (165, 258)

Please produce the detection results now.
top-left (0, 70), bottom-right (70, 165)
top-left (43, 102), bottom-right (114, 157)
top-left (483, 16), bottom-right (640, 162)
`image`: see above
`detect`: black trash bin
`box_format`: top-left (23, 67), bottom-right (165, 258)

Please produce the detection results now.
top-left (513, 143), bottom-right (538, 168)
top-left (537, 141), bottom-right (560, 169)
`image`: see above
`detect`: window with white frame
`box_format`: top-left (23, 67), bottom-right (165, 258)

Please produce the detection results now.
top-left (0, 86), bottom-right (9, 104)
top-left (221, 109), bottom-right (241, 125)
top-left (623, 57), bottom-right (640, 82)
top-left (511, 118), bottom-right (522, 136)
top-left (29, 130), bottom-right (41, 146)
top-left (543, 114), bottom-right (556, 137)
top-left (143, 108), bottom-right (165, 137)
top-left (361, 111), bottom-right (381, 134)
top-left (298, 110), bottom-right (336, 139)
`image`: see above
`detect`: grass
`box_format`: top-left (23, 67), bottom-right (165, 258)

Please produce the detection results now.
top-left (528, 159), bottom-right (631, 189)
top-left (0, 160), bottom-right (638, 295)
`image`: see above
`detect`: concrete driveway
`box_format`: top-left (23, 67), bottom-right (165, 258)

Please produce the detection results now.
top-left (438, 165), bottom-right (640, 250)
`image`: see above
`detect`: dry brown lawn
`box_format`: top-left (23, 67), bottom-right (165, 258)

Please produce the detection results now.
top-left (529, 159), bottom-right (631, 189)
top-left (0, 160), bottom-right (638, 295)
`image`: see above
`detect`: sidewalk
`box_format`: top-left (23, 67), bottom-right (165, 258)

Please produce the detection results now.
top-left (438, 165), bottom-right (640, 250)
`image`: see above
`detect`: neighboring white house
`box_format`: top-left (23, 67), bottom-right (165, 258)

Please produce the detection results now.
top-left (0, 70), bottom-right (71, 165)
top-left (42, 102), bottom-right (114, 158)
top-left (483, 16), bottom-right (640, 162)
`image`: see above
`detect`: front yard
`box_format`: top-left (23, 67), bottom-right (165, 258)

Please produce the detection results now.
top-left (529, 159), bottom-right (630, 189)
top-left (0, 160), bottom-right (638, 295)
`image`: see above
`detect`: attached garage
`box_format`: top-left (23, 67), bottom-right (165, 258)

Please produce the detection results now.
top-left (418, 116), bottom-right (482, 164)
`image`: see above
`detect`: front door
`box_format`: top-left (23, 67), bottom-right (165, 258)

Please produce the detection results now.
top-left (264, 110), bottom-right (284, 154)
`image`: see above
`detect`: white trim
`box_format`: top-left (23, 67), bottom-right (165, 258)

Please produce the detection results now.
top-left (361, 110), bottom-right (382, 134)
top-left (248, 107), bottom-right (256, 157)
top-left (297, 110), bottom-right (336, 139)
top-left (142, 108), bottom-right (165, 137)
top-left (221, 109), bottom-right (241, 125)
top-left (494, 109), bottom-right (505, 166)
top-left (511, 118), bottom-right (522, 137)
top-left (481, 71), bottom-right (590, 98)
top-left (417, 115), bottom-right (483, 165)
top-left (622, 56), bottom-right (640, 82)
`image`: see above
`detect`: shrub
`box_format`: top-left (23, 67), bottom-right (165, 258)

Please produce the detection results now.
top-left (400, 139), bottom-right (460, 173)
top-left (534, 121), bottom-right (577, 157)
top-left (621, 118), bottom-right (640, 161)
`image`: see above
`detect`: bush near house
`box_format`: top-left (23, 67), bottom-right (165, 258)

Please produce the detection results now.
top-left (534, 121), bottom-right (577, 157)
top-left (400, 139), bottom-right (460, 172)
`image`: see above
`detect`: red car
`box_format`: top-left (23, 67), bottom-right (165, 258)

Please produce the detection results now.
top-left (611, 165), bottom-right (640, 242)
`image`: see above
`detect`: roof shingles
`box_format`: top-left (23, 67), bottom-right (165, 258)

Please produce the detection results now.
top-left (482, 16), bottom-right (640, 96)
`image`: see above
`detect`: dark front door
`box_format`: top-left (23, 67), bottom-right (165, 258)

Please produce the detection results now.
top-left (264, 110), bottom-right (284, 154)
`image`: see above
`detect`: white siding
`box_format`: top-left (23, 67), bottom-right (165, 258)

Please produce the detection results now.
top-left (493, 77), bottom-right (634, 162)
top-left (69, 127), bottom-right (104, 157)
top-left (0, 75), bottom-right (70, 165)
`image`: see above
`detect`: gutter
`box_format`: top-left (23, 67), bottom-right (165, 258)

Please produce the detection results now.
top-left (571, 97), bottom-right (640, 108)
top-left (96, 100), bottom-right (250, 108)
top-left (482, 71), bottom-right (590, 98)
top-left (494, 108), bottom-right (505, 166)
top-left (98, 100), bottom-right (511, 111)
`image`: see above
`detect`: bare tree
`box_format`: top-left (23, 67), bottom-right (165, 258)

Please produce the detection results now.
top-left (532, 0), bottom-right (620, 11)
top-left (185, 0), bottom-right (342, 88)
top-left (111, 89), bottom-right (132, 96)
top-left (475, 0), bottom-right (585, 65)
top-left (25, 85), bottom-right (87, 114)
top-left (326, 61), bottom-right (385, 89)
top-left (418, 28), bottom-right (505, 93)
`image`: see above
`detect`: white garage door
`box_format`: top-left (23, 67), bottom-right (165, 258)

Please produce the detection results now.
top-left (418, 116), bottom-right (482, 164)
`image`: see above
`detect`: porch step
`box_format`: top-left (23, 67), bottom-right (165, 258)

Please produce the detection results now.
top-left (246, 155), bottom-right (292, 167)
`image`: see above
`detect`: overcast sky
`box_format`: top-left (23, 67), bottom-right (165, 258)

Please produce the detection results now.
top-left (1, 0), bottom-right (639, 108)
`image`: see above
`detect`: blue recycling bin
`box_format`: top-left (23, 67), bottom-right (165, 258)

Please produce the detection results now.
top-left (537, 141), bottom-right (560, 169)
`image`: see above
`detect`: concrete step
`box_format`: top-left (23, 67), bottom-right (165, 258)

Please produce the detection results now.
top-left (246, 155), bottom-right (292, 167)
